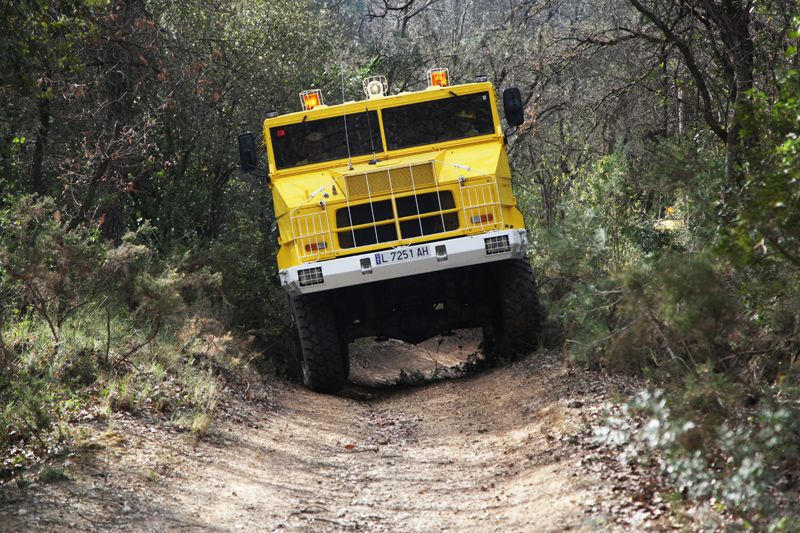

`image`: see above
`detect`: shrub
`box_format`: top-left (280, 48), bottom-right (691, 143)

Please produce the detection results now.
top-left (0, 196), bottom-right (244, 480)
top-left (37, 466), bottom-right (69, 483)
top-left (191, 176), bottom-right (295, 373)
top-left (528, 153), bottom-right (678, 367)
top-left (606, 253), bottom-right (739, 375)
top-left (735, 22), bottom-right (800, 273)
top-left (0, 197), bottom-right (187, 349)
top-left (597, 379), bottom-right (800, 529)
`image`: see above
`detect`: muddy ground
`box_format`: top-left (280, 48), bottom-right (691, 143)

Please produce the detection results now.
top-left (0, 331), bottom-right (687, 532)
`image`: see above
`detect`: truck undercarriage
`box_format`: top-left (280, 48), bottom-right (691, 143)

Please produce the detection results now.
top-left (290, 256), bottom-right (543, 393)
top-left (333, 262), bottom-right (495, 345)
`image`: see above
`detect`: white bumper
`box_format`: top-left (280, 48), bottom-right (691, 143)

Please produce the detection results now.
top-left (279, 229), bottom-right (528, 296)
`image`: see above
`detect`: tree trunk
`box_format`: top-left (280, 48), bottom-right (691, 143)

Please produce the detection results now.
top-left (720, 0), bottom-right (756, 189)
top-left (30, 96), bottom-right (51, 195)
top-left (205, 165), bottom-right (233, 237)
top-left (95, 0), bottom-right (146, 241)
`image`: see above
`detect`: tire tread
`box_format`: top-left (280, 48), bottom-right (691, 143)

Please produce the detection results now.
top-left (291, 293), bottom-right (345, 393)
top-left (496, 257), bottom-right (545, 355)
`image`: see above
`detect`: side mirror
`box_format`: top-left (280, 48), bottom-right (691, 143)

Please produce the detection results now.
top-left (238, 132), bottom-right (258, 172)
top-left (502, 88), bottom-right (524, 127)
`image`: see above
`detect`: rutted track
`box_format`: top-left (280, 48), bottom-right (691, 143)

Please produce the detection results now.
top-left (0, 332), bottom-right (617, 532)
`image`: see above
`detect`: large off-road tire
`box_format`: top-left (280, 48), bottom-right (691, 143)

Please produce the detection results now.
top-left (289, 293), bottom-right (346, 394)
top-left (492, 257), bottom-right (545, 357)
top-left (340, 337), bottom-right (351, 379)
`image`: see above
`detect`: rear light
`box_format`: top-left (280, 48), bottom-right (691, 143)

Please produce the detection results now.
top-left (484, 235), bottom-right (510, 255)
top-left (304, 241), bottom-right (328, 252)
top-left (298, 267), bottom-right (324, 287)
top-left (470, 213), bottom-right (494, 224)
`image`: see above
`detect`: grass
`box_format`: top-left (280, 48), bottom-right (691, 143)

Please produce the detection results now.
top-left (144, 468), bottom-right (159, 483)
top-left (37, 466), bottom-right (69, 483)
top-left (190, 413), bottom-right (212, 435)
top-left (0, 304), bottom-right (260, 484)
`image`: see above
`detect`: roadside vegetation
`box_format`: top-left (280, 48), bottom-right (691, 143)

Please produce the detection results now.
top-left (2, 0), bottom-right (799, 528)
top-left (525, 18), bottom-right (800, 529)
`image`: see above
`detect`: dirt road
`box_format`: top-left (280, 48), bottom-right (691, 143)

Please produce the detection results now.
top-left (1, 332), bottom-right (629, 532)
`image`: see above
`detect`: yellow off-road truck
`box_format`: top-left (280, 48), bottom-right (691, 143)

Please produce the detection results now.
top-left (239, 69), bottom-right (543, 393)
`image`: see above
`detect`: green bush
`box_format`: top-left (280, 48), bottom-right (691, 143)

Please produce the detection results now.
top-left (0, 197), bottom-right (187, 348)
top-left (523, 129), bottom-right (800, 528)
top-left (636, 134), bottom-right (727, 251)
top-left (528, 153), bottom-right (682, 366)
top-left (0, 196), bottom-right (254, 481)
top-left (607, 253), bottom-right (739, 374)
top-left (191, 176), bottom-right (295, 373)
top-left (735, 22), bottom-right (800, 273)
top-left (597, 378), bottom-right (800, 529)
top-left (37, 466), bottom-right (69, 483)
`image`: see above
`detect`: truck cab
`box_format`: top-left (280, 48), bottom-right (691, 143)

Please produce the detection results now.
top-left (241, 70), bottom-right (543, 393)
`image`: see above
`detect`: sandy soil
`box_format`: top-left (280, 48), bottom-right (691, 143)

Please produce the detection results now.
top-left (0, 332), bottom-right (638, 532)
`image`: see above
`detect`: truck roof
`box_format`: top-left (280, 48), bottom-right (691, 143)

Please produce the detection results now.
top-left (263, 81), bottom-right (495, 128)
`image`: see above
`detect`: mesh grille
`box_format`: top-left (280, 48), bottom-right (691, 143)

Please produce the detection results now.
top-left (298, 267), bottom-right (324, 287)
top-left (345, 163), bottom-right (436, 199)
top-left (336, 191), bottom-right (457, 249)
top-left (292, 210), bottom-right (332, 261)
top-left (484, 235), bottom-right (511, 255)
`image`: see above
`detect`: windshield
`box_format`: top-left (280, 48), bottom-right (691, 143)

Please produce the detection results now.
top-left (382, 92), bottom-right (495, 151)
top-left (270, 111), bottom-right (383, 170)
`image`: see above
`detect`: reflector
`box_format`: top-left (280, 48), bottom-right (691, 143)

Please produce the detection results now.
top-left (470, 213), bottom-right (494, 224)
top-left (304, 241), bottom-right (328, 252)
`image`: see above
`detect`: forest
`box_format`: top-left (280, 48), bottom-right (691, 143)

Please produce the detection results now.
top-left (2, 0), bottom-right (800, 529)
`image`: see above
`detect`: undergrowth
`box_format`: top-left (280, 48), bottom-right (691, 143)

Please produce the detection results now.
top-left (0, 196), bottom-right (280, 484)
top-left (526, 138), bottom-right (800, 527)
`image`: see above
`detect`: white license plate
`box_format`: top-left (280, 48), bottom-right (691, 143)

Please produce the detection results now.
top-left (373, 245), bottom-right (431, 266)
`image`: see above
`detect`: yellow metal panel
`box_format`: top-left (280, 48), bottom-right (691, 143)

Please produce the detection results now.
top-left (344, 162), bottom-right (436, 200)
top-left (267, 81), bottom-right (530, 271)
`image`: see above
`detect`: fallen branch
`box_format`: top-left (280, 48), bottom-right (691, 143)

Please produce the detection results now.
top-left (114, 314), bottom-right (161, 371)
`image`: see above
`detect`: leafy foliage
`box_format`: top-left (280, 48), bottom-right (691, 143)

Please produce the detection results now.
top-left (2, 1), bottom-right (800, 523)
top-left (597, 382), bottom-right (800, 529)
top-left (0, 197), bottom-right (243, 482)
top-left (735, 21), bottom-right (800, 271)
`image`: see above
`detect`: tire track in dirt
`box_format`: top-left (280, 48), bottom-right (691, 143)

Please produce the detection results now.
top-left (0, 332), bottom-right (614, 532)
top-left (156, 334), bottom-right (605, 532)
